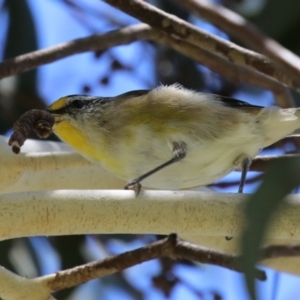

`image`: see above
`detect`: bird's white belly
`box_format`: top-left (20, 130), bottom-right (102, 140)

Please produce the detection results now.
top-left (105, 128), bottom-right (263, 190)
top-left (137, 145), bottom-right (258, 189)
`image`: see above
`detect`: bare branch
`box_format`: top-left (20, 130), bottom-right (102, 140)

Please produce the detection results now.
top-left (37, 235), bottom-right (300, 292)
top-left (0, 24), bottom-right (292, 107)
top-left (156, 34), bottom-right (294, 107)
top-left (4, 233), bottom-right (300, 299)
top-left (39, 234), bottom-right (265, 292)
top-left (104, 0), bottom-right (300, 92)
top-left (172, 0), bottom-right (300, 94)
top-left (0, 24), bottom-right (157, 79)
top-left (250, 154), bottom-right (300, 172)
top-left (262, 244), bottom-right (300, 259)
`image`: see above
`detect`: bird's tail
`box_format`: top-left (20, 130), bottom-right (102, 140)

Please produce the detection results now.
top-left (260, 107), bottom-right (300, 148)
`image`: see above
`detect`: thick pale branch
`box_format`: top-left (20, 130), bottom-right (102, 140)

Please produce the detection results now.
top-left (0, 266), bottom-right (55, 300)
top-left (3, 137), bottom-right (300, 276)
top-left (0, 190), bottom-right (244, 240)
top-left (0, 136), bottom-right (125, 193)
top-left (104, 0), bottom-right (300, 92)
top-left (1, 190), bottom-right (300, 241)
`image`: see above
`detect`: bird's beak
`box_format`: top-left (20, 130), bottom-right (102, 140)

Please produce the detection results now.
top-left (53, 114), bottom-right (63, 123)
top-left (46, 108), bottom-right (63, 123)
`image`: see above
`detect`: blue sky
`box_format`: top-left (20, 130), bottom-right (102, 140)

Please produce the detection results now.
top-left (27, 0), bottom-right (154, 101)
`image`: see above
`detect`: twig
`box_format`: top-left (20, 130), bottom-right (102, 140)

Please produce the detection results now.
top-left (262, 244), bottom-right (300, 258)
top-left (212, 174), bottom-right (264, 189)
top-left (39, 234), bottom-right (265, 292)
top-left (38, 235), bottom-right (300, 292)
top-left (0, 24), bottom-right (157, 79)
top-left (171, 0), bottom-right (295, 108)
top-left (171, 0), bottom-right (300, 99)
top-left (103, 0), bottom-right (300, 92)
top-left (0, 24), bottom-right (292, 106)
top-left (156, 33), bottom-right (294, 107)
top-left (3, 231), bottom-right (300, 299)
top-left (250, 154), bottom-right (300, 172)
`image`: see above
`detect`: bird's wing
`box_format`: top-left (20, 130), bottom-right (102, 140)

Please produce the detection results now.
top-left (217, 95), bottom-right (264, 109)
top-left (116, 90), bottom-right (151, 99)
top-left (216, 95), bottom-right (264, 115)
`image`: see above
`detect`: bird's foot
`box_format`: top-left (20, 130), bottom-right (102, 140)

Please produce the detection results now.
top-left (124, 180), bottom-right (142, 196)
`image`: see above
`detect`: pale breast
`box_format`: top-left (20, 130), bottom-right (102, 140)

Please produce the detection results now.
top-left (97, 119), bottom-right (264, 190)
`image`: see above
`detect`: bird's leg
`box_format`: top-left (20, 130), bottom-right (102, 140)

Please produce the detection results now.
top-left (238, 157), bottom-right (252, 193)
top-left (124, 141), bottom-right (187, 195)
top-left (225, 156), bottom-right (252, 241)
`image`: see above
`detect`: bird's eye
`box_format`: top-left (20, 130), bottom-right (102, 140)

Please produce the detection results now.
top-left (70, 100), bottom-right (84, 109)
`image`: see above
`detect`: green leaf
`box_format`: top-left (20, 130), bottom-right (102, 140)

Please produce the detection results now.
top-left (241, 157), bottom-right (300, 300)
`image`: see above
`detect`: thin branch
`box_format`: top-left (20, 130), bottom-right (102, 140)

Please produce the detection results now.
top-left (103, 0), bottom-right (300, 92)
top-left (0, 24), bottom-right (157, 79)
top-left (38, 234), bottom-right (266, 292)
top-left (212, 174), bottom-right (264, 189)
top-left (171, 0), bottom-right (300, 98)
top-left (156, 33), bottom-right (294, 107)
top-left (250, 154), bottom-right (300, 172)
top-left (36, 235), bottom-right (300, 292)
top-left (3, 234), bottom-right (300, 299)
top-left (262, 244), bottom-right (300, 258)
top-left (0, 24), bottom-right (292, 107)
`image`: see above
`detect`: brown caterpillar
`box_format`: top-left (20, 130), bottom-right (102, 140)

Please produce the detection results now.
top-left (8, 109), bottom-right (54, 154)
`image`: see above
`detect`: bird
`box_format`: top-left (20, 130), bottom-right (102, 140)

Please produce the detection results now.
top-left (46, 84), bottom-right (300, 194)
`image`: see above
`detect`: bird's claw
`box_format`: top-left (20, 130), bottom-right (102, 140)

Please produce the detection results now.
top-left (124, 181), bottom-right (142, 196)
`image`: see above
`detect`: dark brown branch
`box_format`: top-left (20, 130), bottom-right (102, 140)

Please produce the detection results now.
top-left (0, 24), bottom-right (157, 79)
top-left (262, 244), bottom-right (300, 258)
top-left (104, 0), bottom-right (300, 93)
top-left (0, 24), bottom-right (292, 108)
top-left (45, 234), bottom-right (266, 292)
top-left (44, 234), bottom-right (300, 293)
top-left (157, 34), bottom-right (293, 108)
top-left (212, 174), bottom-right (264, 189)
top-left (171, 0), bottom-right (300, 101)
top-left (250, 154), bottom-right (300, 172)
